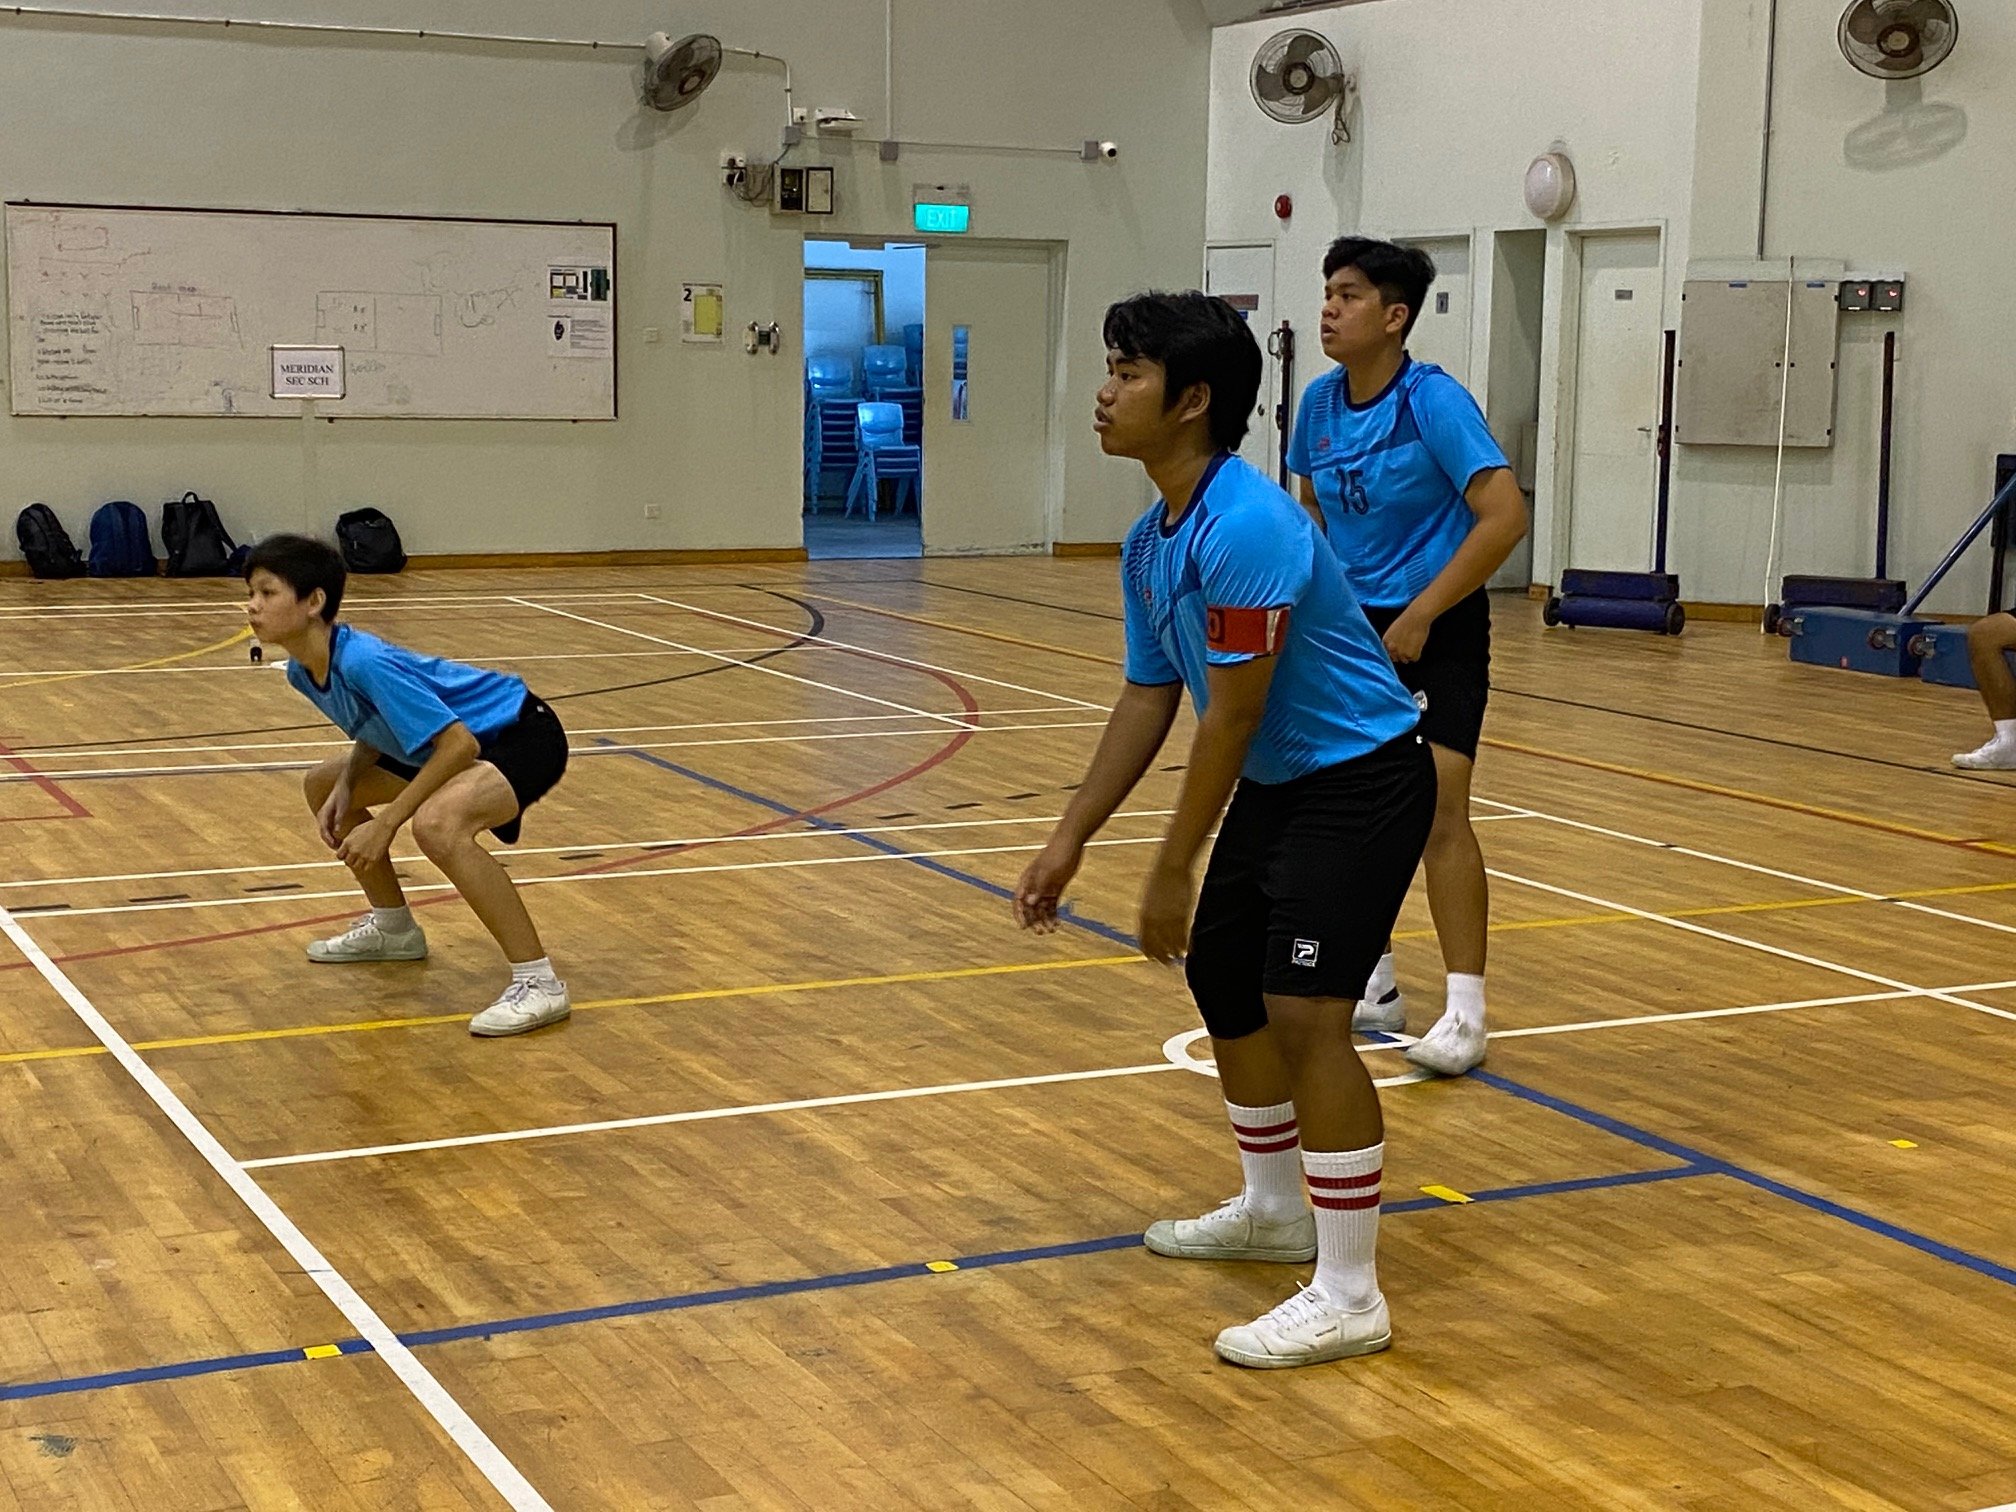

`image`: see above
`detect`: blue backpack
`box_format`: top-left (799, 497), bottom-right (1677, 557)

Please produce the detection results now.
top-left (88, 501), bottom-right (155, 578)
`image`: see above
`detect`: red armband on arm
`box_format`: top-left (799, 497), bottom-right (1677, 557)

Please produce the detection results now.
top-left (1205, 605), bottom-right (1291, 655)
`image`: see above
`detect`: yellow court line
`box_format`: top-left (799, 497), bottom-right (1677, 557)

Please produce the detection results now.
top-left (8, 866), bottom-right (2015, 1069)
top-left (0, 954), bottom-right (1147, 1066)
top-left (0, 625), bottom-right (254, 694)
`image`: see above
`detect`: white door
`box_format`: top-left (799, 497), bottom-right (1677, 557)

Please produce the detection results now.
top-left (1401, 236), bottom-right (1471, 387)
top-left (1567, 233), bottom-right (1664, 570)
top-left (1204, 243), bottom-right (1278, 479)
top-left (924, 243), bottom-right (1056, 553)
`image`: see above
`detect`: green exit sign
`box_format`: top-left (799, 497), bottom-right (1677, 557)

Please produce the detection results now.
top-left (913, 201), bottom-right (972, 235)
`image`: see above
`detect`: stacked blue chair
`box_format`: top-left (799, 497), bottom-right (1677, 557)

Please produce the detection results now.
top-left (861, 344), bottom-right (908, 397)
top-left (804, 357), bottom-right (860, 511)
top-left (901, 323), bottom-right (925, 385)
top-left (845, 401), bottom-right (921, 520)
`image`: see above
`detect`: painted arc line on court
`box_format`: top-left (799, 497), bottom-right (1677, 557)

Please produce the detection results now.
top-left (0, 719), bottom-right (1110, 786)
top-left (1473, 795), bottom-right (2016, 943)
top-left (638, 591), bottom-right (1113, 712)
top-left (0, 1162), bottom-right (1713, 1405)
top-left (514, 597), bottom-right (978, 732)
top-left (1488, 867), bottom-right (2016, 1027)
top-left (0, 903), bottom-right (556, 1511)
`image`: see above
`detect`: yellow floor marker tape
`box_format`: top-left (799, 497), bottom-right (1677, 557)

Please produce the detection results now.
top-left (1421, 1185), bottom-right (1473, 1204)
top-left (301, 1344), bottom-right (343, 1360)
top-left (1889, 1139), bottom-right (1919, 1150)
top-left (925, 1261), bottom-right (960, 1273)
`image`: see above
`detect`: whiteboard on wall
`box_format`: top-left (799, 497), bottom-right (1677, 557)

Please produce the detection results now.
top-left (4, 203), bottom-right (616, 419)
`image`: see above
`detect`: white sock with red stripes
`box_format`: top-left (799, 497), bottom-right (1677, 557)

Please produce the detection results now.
top-left (1226, 1099), bottom-right (1306, 1223)
top-left (1303, 1143), bottom-right (1383, 1310)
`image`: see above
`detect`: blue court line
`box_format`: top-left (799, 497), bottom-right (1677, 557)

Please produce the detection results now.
top-left (0, 1162), bottom-right (1704, 1404)
top-left (1474, 1069), bottom-right (2016, 1289)
top-left (609, 738), bottom-right (2016, 1294)
top-left (602, 739), bottom-right (1139, 949)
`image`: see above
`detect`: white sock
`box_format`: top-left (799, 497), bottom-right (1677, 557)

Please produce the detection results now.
top-left (1364, 951), bottom-right (1397, 1001)
top-left (1995, 719), bottom-right (2016, 744)
top-left (511, 956), bottom-right (560, 988)
top-left (371, 905), bottom-right (415, 934)
top-left (1304, 1143), bottom-right (1383, 1310)
top-left (1226, 1099), bottom-right (1306, 1223)
top-left (1445, 972), bottom-right (1486, 1032)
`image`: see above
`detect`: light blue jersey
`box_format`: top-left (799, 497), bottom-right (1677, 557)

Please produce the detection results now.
top-left (286, 624), bottom-right (528, 766)
top-left (1120, 453), bottom-right (1420, 785)
top-left (1288, 358), bottom-right (1509, 608)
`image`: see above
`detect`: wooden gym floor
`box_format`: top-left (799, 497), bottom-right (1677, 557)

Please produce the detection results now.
top-left (0, 560), bottom-right (2012, 1512)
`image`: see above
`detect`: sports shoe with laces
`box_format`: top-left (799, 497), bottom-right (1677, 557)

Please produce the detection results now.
top-left (1214, 1283), bottom-right (1391, 1369)
top-left (1404, 1010), bottom-right (1487, 1076)
top-left (1144, 1195), bottom-right (1316, 1262)
top-left (306, 915), bottom-right (428, 964)
top-left (468, 976), bottom-right (571, 1037)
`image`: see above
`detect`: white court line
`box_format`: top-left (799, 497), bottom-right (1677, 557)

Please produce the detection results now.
top-left (0, 589), bottom-right (660, 619)
top-left (0, 719), bottom-right (1113, 785)
top-left (245, 973), bottom-right (2009, 1171)
top-left (10, 706), bottom-right (1083, 762)
top-left (1488, 868), bottom-right (2016, 1026)
top-left (12, 835), bottom-right (1178, 920)
top-left (638, 592), bottom-right (1112, 712)
top-left (1476, 795), bottom-right (2016, 942)
top-left (0, 806), bottom-right (1535, 896)
top-left (0, 902), bottom-right (554, 1510)
top-left (0, 646), bottom-right (789, 679)
top-left (242, 1063), bottom-right (1194, 1169)
top-left (515, 597), bottom-right (981, 730)
top-left (0, 810), bottom-right (1182, 893)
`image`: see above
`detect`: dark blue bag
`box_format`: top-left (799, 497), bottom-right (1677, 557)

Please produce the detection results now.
top-left (88, 501), bottom-right (155, 578)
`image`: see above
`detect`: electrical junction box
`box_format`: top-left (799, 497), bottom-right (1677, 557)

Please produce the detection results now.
top-left (774, 165), bottom-right (835, 215)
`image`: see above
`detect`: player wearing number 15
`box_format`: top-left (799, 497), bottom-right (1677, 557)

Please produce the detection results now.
top-left (1012, 291), bottom-right (1435, 1369)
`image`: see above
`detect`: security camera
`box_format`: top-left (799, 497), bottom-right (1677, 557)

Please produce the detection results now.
top-left (1083, 139), bottom-right (1120, 161)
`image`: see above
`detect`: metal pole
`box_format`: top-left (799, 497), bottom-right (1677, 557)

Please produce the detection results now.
top-left (1654, 328), bottom-right (1677, 574)
top-left (1875, 329), bottom-right (1896, 580)
top-left (1272, 321), bottom-right (1297, 490)
top-left (2, 4), bottom-right (639, 51)
top-left (1901, 472), bottom-right (2016, 617)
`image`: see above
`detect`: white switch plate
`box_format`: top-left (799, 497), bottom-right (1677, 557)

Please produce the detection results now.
top-left (644, 505), bottom-right (662, 520)
top-left (643, 327), bottom-right (661, 344)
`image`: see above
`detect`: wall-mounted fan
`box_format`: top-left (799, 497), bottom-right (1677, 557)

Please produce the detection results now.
top-left (640, 31), bottom-right (722, 112)
top-left (1838, 0), bottom-right (1958, 81)
top-left (1251, 30), bottom-right (1355, 146)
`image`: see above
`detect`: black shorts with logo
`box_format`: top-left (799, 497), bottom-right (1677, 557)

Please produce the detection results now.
top-left (1184, 732), bottom-right (1437, 1029)
top-left (375, 693), bottom-right (569, 846)
top-left (1361, 588), bottom-right (1492, 761)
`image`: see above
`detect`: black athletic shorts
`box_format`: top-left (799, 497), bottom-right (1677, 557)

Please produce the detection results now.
top-left (1361, 588), bottom-right (1492, 761)
top-left (375, 693), bottom-right (569, 846)
top-left (1184, 732), bottom-right (1436, 1023)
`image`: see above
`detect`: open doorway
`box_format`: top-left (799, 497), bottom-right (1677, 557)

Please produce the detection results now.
top-left (1486, 229), bottom-right (1546, 590)
top-left (803, 240), bottom-right (926, 560)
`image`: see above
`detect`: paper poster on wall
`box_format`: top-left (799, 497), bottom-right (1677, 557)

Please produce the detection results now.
top-left (548, 311), bottom-right (611, 359)
top-left (682, 282), bottom-right (724, 344)
top-left (549, 264), bottom-right (611, 302)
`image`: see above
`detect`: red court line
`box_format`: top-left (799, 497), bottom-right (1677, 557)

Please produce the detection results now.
top-left (0, 738), bottom-right (91, 820)
top-left (2, 623), bottom-right (981, 973)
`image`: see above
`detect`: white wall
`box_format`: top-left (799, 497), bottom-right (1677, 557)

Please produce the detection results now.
top-left (0, 0), bottom-right (1209, 559)
top-left (1676, 0), bottom-right (2011, 612)
top-left (1208, 0), bottom-right (1701, 589)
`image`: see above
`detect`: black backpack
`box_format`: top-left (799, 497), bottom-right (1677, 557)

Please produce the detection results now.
top-left (161, 491), bottom-right (237, 577)
top-left (88, 501), bottom-right (156, 578)
top-left (15, 504), bottom-right (85, 580)
top-left (335, 508), bottom-right (407, 574)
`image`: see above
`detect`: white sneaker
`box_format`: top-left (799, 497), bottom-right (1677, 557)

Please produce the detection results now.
top-left (469, 977), bottom-right (571, 1037)
top-left (306, 916), bottom-right (428, 964)
top-left (1353, 984), bottom-right (1406, 1033)
top-left (1953, 737), bottom-right (2016, 771)
top-left (1404, 1010), bottom-right (1487, 1076)
top-left (1144, 1196), bottom-right (1315, 1262)
top-left (1215, 1284), bottom-right (1391, 1369)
